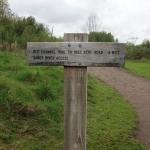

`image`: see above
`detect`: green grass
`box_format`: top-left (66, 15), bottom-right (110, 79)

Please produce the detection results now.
top-left (0, 50), bottom-right (148, 150)
top-left (125, 60), bottom-right (150, 79)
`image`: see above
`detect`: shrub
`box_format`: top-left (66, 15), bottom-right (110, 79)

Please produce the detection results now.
top-left (126, 46), bottom-right (150, 60)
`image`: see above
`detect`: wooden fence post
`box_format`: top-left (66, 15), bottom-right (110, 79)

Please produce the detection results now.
top-left (64, 33), bottom-right (88, 150)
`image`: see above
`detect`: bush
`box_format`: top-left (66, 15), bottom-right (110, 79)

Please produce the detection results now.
top-left (126, 45), bottom-right (150, 60)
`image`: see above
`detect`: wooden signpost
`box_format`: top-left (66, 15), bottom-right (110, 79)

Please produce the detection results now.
top-left (27, 33), bottom-right (126, 150)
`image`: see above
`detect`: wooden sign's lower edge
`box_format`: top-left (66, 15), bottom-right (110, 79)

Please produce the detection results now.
top-left (28, 62), bottom-right (125, 67)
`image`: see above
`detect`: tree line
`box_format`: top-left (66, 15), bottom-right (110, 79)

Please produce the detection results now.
top-left (82, 12), bottom-right (118, 42)
top-left (0, 0), bottom-right (63, 51)
top-left (84, 12), bottom-right (150, 60)
top-left (126, 39), bottom-right (150, 59)
top-left (1, 0), bottom-right (149, 60)
top-left (0, 1), bottom-right (119, 51)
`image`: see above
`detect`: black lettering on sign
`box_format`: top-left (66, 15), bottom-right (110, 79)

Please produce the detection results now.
top-left (94, 51), bottom-right (103, 54)
top-left (58, 50), bottom-right (66, 54)
top-left (112, 51), bottom-right (120, 54)
top-left (32, 56), bottom-right (43, 60)
top-left (84, 50), bottom-right (92, 54)
top-left (56, 56), bottom-right (68, 60)
top-left (41, 50), bottom-right (55, 54)
top-left (68, 50), bottom-right (72, 54)
top-left (45, 56), bottom-right (55, 60)
top-left (74, 50), bottom-right (82, 54)
top-left (33, 50), bottom-right (39, 53)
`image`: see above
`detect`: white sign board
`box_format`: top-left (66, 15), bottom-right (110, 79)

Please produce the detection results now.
top-left (27, 42), bottom-right (126, 67)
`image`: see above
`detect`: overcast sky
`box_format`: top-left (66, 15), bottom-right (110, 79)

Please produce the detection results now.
top-left (9, 0), bottom-right (150, 44)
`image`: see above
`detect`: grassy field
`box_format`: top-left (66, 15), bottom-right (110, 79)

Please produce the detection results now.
top-left (125, 60), bottom-right (150, 79)
top-left (0, 51), bottom-right (148, 150)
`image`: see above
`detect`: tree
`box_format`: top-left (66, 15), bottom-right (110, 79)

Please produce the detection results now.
top-left (14, 16), bottom-right (28, 37)
top-left (35, 23), bottom-right (45, 34)
top-left (0, 0), bottom-right (15, 50)
top-left (0, 0), bottom-right (65, 50)
top-left (0, 0), bottom-right (12, 20)
top-left (82, 12), bottom-right (101, 33)
top-left (20, 25), bottom-right (36, 48)
top-left (0, 25), bottom-right (6, 49)
top-left (88, 31), bottom-right (116, 42)
top-left (27, 16), bottom-right (36, 27)
top-left (81, 12), bottom-right (119, 43)
top-left (142, 39), bottom-right (150, 49)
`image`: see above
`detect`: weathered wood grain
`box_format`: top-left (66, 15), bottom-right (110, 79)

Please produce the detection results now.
top-left (26, 33), bottom-right (126, 150)
top-left (64, 33), bottom-right (88, 42)
top-left (64, 33), bottom-right (88, 150)
top-left (27, 42), bottom-right (126, 67)
top-left (64, 67), bottom-right (87, 150)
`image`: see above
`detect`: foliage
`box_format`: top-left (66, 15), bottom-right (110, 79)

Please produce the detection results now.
top-left (0, 50), bottom-right (148, 149)
top-left (0, 0), bottom-right (63, 51)
top-left (82, 12), bottom-right (118, 43)
top-left (0, 0), bottom-right (15, 50)
top-left (88, 31), bottom-right (117, 42)
top-left (81, 12), bottom-right (101, 33)
top-left (126, 41), bottom-right (150, 60)
top-left (0, 0), bottom-right (12, 20)
top-left (142, 39), bottom-right (150, 49)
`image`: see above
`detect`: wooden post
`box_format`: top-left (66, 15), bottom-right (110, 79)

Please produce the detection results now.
top-left (64, 33), bottom-right (88, 150)
top-left (27, 35), bottom-right (126, 150)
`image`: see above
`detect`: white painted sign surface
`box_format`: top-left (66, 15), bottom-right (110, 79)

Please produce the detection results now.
top-left (27, 42), bottom-right (126, 67)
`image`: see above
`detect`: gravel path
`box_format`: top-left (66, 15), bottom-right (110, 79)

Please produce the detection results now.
top-left (88, 67), bottom-right (150, 147)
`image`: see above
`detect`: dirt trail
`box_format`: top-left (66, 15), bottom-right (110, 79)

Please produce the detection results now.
top-left (88, 67), bottom-right (150, 147)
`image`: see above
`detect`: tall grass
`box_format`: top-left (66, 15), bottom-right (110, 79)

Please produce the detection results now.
top-left (0, 50), bottom-right (148, 149)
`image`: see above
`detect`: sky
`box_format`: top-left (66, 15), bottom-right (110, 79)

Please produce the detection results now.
top-left (9, 0), bottom-right (150, 44)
